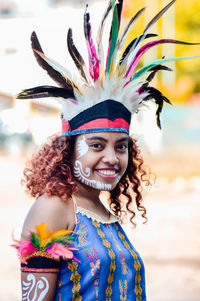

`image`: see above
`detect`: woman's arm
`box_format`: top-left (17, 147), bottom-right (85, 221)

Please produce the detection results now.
top-left (18, 195), bottom-right (76, 300)
top-left (21, 272), bottom-right (57, 301)
top-left (22, 195), bottom-right (76, 235)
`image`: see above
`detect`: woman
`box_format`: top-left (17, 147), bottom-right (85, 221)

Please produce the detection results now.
top-left (14, 0), bottom-right (198, 299)
top-left (18, 131), bottom-right (148, 300)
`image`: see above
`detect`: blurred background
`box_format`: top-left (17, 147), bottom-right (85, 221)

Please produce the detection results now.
top-left (0, 0), bottom-right (200, 300)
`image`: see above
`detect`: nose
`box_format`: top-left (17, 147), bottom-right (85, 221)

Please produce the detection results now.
top-left (102, 147), bottom-right (119, 165)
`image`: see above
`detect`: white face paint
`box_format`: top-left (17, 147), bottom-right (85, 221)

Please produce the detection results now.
top-left (77, 136), bottom-right (89, 159)
top-left (22, 274), bottom-right (49, 301)
top-left (74, 160), bottom-right (112, 191)
top-left (75, 136), bottom-right (112, 190)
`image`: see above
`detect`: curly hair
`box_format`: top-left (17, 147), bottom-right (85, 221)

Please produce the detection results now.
top-left (109, 137), bottom-right (150, 225)
top-left (22, 134), bottom-right (151, 225)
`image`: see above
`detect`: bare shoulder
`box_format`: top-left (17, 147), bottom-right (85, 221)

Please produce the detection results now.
top-left (21, 195), bottom-right (75, 237)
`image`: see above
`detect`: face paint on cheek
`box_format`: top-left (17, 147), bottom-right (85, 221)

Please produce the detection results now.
top-left (22, 273), bottom-right (49, 301)
top-left (73, 160), bottom-right (112, 191)
top-left (77, 136), bottom-right (89, 159)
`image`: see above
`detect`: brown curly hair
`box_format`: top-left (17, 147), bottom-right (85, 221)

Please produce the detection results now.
top-left (22, 134), bottom-right (151, 225)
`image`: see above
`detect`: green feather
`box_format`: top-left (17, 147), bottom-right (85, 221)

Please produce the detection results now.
top-left (44, 236), bottom-right (76, 251)
top-left (106, 0), bottom-right (119, 74)
top-left (132, 56), bottom-right (200, 80)
top-left (30, 233), bottom-right (41, 249)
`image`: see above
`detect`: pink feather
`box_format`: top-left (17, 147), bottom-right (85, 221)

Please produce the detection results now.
top-left (87, 30), bottom-right (99, 81)
top-left (125, 39), bottom-right (194, 78)
top-left (17, 241), bottom-right (38, 264)
top-left (46, 243), bottom-right (74, 260)
top-left (84, 10), bottom-right (99, 81)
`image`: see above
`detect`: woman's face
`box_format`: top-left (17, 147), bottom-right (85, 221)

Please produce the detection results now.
top-left (72, 132), bottom-right (129, 191)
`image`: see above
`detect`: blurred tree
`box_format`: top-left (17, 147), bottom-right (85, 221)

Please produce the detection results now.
top-left (175, 0), bottom-right (200, 93)
top-left (121, 0), bottom-right (200, 101)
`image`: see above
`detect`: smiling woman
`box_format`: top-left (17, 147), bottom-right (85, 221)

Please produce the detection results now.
top-left (12, 0), bottom-right (199, 300)
top-left (22, 132), bottom-right (148, 224)
top-left (18, 131), bottom-right (148, 300)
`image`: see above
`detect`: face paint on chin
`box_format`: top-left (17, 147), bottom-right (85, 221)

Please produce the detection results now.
top-left (77, 136), bottom-right (89, 159)
top-left (73, 160), bottom-right (113, 191)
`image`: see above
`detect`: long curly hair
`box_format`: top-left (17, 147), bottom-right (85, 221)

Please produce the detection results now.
top-left (22, 134), bottom-right (151, 225)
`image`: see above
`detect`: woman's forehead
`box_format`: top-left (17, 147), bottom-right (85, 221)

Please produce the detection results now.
top-left (77, 132), bottom-right (129, 142)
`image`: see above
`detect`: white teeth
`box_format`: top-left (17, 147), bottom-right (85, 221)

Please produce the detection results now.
top-left (97, 170), bottom-right (116, 175)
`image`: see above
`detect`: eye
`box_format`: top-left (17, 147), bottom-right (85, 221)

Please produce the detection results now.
top-left (90, 143), bottom-right (103, 149)
top-left (116, 144), bottom-right (128, 151)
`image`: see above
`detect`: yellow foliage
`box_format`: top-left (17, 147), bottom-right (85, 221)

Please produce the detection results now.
top-left (121, 0), bottom-right (200, 101)
top-left (158, 76), bottom-right (196, 103)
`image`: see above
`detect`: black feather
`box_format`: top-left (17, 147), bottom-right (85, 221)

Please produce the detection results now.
top-left (31, 31), bottom-right (73, 90)
top-left (97, 1), bottom-right (112, 45)
top-left (84, 8), bottom-right (90, 39)
top-left (142, 86), bottom-right (172, 129)
top-left (116, 0), bottom-right (124, 30)
top-left (146, 65), bottom-right (172, 83)
top-left (67, 28), bottom-right (89, 83)
top-left (16, 86), bottom-right (75, 100)
top-left (119, 34), bottom-right (157, 65)
top-left (117, 7), bottom-right (146, 48)
top-left (144, 0), bottom-right (176, 34)
top-left (109, 0), bottom-right (124, 41)
top-left (138, 65), bottom-right (172, 93)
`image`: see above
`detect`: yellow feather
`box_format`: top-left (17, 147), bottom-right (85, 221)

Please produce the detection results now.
top-left (48, 229), bottom-right (72, 241)
top-left (36, 223), bottom-right (50, 241)
top-left (36, 223), bottom-right (72, 249)
top-left (110, 60), bottom-right (115, 77)
top-left (117, 63), bottom-right (127, 78)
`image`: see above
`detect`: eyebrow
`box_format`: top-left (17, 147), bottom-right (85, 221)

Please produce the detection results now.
top-left (86, 136), bottom-right (129, 143)
top-left (87, 136), bottom-right (108, 142)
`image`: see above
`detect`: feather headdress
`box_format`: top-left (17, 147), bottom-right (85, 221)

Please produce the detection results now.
top-left (16, 0), bottom-right (199, 135)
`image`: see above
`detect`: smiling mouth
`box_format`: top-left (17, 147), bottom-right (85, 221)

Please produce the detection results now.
top-left (95, 169), bottom-right (119, 178)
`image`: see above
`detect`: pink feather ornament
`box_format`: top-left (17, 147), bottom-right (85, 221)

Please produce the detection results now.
top-left (11, 223), bottom-right (78, 264)
top-left (46, 243), bottom-right (78, 261)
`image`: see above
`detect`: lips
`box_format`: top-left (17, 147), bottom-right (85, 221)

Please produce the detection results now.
top-left (95, 168), bottom-right (119, 179)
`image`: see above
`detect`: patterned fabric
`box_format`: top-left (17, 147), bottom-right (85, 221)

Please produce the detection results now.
top-left (54, 208), bottom-right (146, 300)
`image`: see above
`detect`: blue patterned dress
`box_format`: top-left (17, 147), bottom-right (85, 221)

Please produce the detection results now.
top-left (55, 207), bottom-right (146, 300)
